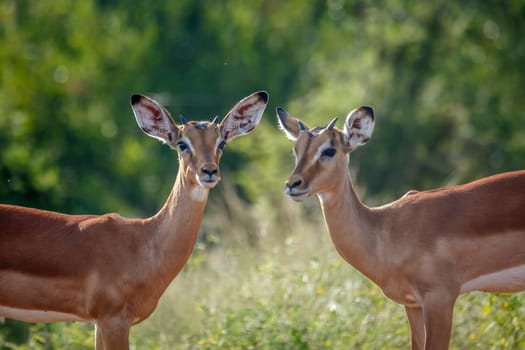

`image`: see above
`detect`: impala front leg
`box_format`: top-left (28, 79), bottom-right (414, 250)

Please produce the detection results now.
top-left (95, 317), bottom-right (130, 350)
top-left (95, 325), bottom-right (105, 350)
top-left (405, 306), bottom-right (425, 350)
top-left (421, 291), bottom-right (457, 350)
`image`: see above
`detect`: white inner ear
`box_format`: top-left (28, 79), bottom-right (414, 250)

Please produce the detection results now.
top-left (344, 111), bottom-right (374, 149)
top-left (222, 101), bottom-right (265, 142)
top-left (132, 98), bottom-right (176, 145)
top-left (357, 115), bottom-right (374, 138)
top-left (231, 114), bottom-right (257, 134)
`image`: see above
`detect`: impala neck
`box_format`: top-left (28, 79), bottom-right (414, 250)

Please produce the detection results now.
top-left (145, 172), bottom-right (208, 289)
top-left (317, 169), bottom-right (381, 283)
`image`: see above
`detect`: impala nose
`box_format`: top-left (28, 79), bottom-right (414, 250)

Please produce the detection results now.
top-left (284, 175), bottom-right (309, 201)
top-left (286, 178), bottom-right (302, 190)
top-left (201, 166), bottom-right (218, 177)
top-left (197, 163), bottom-right (220, 188)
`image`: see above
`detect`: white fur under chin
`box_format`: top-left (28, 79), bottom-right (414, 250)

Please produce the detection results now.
top-left (191, 187), bottom-right (208, 202)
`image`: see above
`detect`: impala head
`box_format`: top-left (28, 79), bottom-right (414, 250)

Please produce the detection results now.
top-left (277, 105), bottom-right (375, 201)
top-left (131, 91), bottom-right (268, 190)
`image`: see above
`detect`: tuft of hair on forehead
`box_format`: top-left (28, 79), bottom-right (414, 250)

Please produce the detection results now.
top-left (183, 121), bottom-right (219, 130)
top-left (192, 122), bottom-right (210, 130)
top-left (310, 127), bottom-right (325, 136)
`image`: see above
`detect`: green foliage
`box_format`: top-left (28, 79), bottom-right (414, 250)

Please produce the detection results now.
top-left (2, 0), bottom-right (524, 208)
top-left (1, 0), bottom-right (525, 349)
top-left (453, 293), bottom-right (525, 349)
top-left (0, 321), bottom-right (92, 350)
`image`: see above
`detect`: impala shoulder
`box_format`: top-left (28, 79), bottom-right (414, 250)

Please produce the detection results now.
top-left (78, 213), bottom-right (126, 231)
top-left (401, 189), bottom-right (420, 198)
top-left (382, 187), bottom-right (453, 210)
top-left (403, 187), bottom-right (451, 201)
top-left (96, 213), bottom-right (129, 227)
top-left (384, 190), bottom-right (424, 208)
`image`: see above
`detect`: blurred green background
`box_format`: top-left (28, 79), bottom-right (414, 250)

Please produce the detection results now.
top-left (1, 0), bottom-right (524, 349)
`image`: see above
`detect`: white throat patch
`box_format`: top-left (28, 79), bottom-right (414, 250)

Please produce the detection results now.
top-left (191, 186), bottom-right (208, 202)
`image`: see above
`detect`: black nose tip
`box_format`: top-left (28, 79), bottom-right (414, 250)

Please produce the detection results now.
top-left (201, 167), bottom-right (218, 176)
top-left (287, 179), bottom-right (302, 189)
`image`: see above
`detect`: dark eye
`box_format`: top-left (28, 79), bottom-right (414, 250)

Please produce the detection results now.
top-left (218, 140), bottom-right (227, 152)
top-left (321, 148), bottom-right (336, 158)
top-left (177, 141), bottom-right (189, 152)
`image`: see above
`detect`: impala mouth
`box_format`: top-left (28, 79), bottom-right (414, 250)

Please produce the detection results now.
top-left (197, 176), bottom-right (221, 189)
top-left (285, 189), bottom-right (310, 202)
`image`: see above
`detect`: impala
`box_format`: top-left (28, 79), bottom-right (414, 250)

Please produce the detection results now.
top-left (0, 90), bottom-right (268, 349)
top-left (276, 105), bottom-right (525, 349)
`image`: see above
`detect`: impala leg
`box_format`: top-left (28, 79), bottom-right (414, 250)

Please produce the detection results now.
top-left (95, 317), bottom-right (130, 350)
top-left (405, 306), bottom-right (425, 350)
top-left (421, 292), bottom-right (456, 350)
top-left (95, 324), bottom-right (106, 350)
top-left (95, 324), bottom-right (105, 350)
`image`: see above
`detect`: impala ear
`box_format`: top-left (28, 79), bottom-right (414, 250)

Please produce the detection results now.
top-left (131, 94), bottom-right (180, 147)
top-left (343, 106), bottom-right (375, 151)
top-left (276, 107), bottom-right (309, 141)
top-left (220, 91), bottom-right (268, 143)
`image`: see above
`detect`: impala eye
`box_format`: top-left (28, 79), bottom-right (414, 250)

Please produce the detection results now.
top-left (218, 140), bottom-right (227, 152)
top-left (177, 141), bottom-right (189, 152)
top-left (321, 148), bottom-right (336, 158)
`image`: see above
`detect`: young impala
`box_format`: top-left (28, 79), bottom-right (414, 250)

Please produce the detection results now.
top-left (276, 105), bottom-right (525, 350)
top-left (0, 90), bottom-right (268, 349)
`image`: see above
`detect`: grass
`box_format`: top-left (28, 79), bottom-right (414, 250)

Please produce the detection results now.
top-left (2, 188), bottom-right (525, 349)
